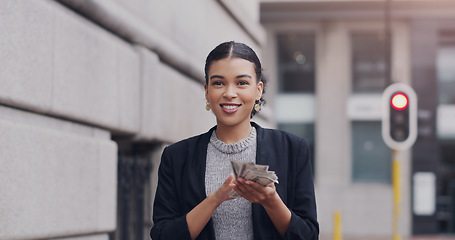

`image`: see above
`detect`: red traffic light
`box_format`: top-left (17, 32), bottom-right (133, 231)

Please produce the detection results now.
top-left (391, 92), bottom-right (408, 111)
top-left (382, 83), bottom-right (417, 150)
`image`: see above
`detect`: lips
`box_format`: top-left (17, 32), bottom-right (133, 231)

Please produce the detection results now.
top-left (220, 104), bottom-right (241, 113)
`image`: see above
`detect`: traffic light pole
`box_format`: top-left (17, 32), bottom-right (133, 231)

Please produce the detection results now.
top-left (392, 149), bottom-right (401, 240)
top-left (382, 83), bottom-right (417, 240)
top-left (384, 1), bottom-right (401, 237)
top-left (384, 0), bottom-right (392, 87)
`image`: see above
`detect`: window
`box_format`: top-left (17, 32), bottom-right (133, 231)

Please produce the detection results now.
top-left (351, 32), bottom-right (387, 93)
top-left (352, 121), bottom-right (391, 183)
top-left (276, 32), bottom-right (316, 177)
top-left (437, 31), bottom-right (455, 105)
top-left (276, 33), bottom-right (316, 93)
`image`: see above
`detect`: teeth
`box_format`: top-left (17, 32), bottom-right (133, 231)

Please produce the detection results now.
top-left (222, 105), bottom-right (238, 110)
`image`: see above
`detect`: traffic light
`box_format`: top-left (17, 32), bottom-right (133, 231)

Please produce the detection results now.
top-left (382, 83), bottom-right (418, 150)
top-left (390, 92), bottom-right (409, 141)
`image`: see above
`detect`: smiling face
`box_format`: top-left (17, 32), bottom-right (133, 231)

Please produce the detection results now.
top-left (205, 57), bottom-right (263, 129)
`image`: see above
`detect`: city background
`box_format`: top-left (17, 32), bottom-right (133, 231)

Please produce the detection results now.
top-left (1, 0), bottom-right (455, 239)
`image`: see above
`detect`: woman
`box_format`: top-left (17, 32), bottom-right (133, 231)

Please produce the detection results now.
top-left (150, 41), bottom-right (318, 240)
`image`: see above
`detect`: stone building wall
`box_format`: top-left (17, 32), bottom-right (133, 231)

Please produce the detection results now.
top-left (0, 0), bottom-right (269, 239)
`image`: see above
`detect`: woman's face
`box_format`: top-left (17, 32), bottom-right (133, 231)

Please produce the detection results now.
top-left (205, 57), bottom-right (263, 129)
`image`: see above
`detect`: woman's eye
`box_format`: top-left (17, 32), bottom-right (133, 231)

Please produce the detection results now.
top-left (238, 81), bottom-right (249, 86)
top-left (212, 81), bottom-right (223, 86)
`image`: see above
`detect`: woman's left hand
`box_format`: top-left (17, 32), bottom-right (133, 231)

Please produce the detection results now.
top-left (233, 177), bottom-right (278, 206)
top-left (234, 177), bottom-right (292, 237)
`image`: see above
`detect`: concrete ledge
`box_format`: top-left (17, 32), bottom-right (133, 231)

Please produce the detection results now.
top-left (0, 116), bottom-right (117, 239)
top-left (0, 105), bottom-right (107, 140)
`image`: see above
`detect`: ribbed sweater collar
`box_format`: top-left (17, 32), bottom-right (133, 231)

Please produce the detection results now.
top-left (209, 127), bottom-right (257, 154)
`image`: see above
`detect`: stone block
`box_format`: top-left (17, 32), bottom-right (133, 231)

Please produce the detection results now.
top-left (117, 43), bottom-right (141, 134)
top-left (0, 117), bottom-right (117, 239)
top-left (133, 47), bottom-right (161, 140)
top-left (0, 0), bottom-right (53, 112)
top-left (0, 0), bottom-right (141, 134)
top-left (159, 62), bottom-right (216, 141)
top-left (52, 2), bottom-right (141, 134)
top-left (52, 5), bottom-right (118, 129)
top-left (134, 47), bottom-right (215, 143)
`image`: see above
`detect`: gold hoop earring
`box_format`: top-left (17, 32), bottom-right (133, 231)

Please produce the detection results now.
top-left (206, 102), bottom-right (211, 111)
top-left (254, 103), bottom-right (261, 112)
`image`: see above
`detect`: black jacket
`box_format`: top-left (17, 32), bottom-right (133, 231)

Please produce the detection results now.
top-left (150, 122), bottom-right (319, 240)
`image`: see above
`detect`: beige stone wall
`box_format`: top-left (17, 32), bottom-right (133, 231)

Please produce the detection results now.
top-left (0, 0), bottom-right (269, 239)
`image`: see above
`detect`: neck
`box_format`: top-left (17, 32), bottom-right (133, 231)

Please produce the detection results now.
top-left (215, 121), bottom-right (253, 144)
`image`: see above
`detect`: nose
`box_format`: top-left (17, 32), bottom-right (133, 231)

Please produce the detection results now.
top-left (223, 84), bottom-right (237, 99)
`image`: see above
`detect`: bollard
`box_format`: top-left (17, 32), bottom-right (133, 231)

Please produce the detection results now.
top-left (333, 210), bottom-right (343, 240)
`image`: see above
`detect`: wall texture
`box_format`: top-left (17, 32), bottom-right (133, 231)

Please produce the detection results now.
top-left (0, 0), bottom-right (268, 239)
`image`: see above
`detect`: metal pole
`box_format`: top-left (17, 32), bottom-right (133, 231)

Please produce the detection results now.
top-left (384, 0), bottom-right (392, 86)
top-left (392, 149), bottom-right (402, 240)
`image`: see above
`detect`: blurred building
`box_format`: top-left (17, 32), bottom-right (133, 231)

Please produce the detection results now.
top-left (261, 0), bottom-right (455, 238)
top-left (0, 0), bottom-right (270, 240)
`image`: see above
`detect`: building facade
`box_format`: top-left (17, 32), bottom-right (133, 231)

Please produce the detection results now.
top-left (261, 0), bottom-right (455, 238)
top-left (0, 0), bottom-right (271, 239)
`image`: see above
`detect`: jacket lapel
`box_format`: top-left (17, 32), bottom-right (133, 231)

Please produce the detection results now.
top-left (192, 126), bottom-right (216, 201)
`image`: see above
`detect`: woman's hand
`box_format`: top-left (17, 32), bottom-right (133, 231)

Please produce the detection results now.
top-left (186, 173), bottom-right (236, 240)
top-left (233, 177), bottom-right (292, 237)
top-left (210, 173), bottom-right (236, 205)
top-left (232, 177), bottom-right (278, 206)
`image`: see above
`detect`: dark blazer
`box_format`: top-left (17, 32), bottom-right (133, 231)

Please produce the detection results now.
top-left (150, 122), bottom-right (319, 240)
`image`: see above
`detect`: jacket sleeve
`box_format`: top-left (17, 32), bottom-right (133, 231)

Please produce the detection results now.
top-left (150, 147), bottom-right (192, 240)
top-left (282, 138), bottom-right (319, 240)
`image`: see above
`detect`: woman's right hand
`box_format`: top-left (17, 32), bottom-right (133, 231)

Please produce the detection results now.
top-left (186, 173), bottom-right (235, 239)
top-left (210, 173), bottom-right (236, 205)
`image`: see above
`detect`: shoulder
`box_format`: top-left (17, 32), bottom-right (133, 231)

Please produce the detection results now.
top-left (162, 126), bottom-right (215, 157)
top-left (165, 134), bottom-right (203, 152)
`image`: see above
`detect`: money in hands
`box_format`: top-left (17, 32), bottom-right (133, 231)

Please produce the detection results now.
top-left (229, 161), bottom-right (279, 198)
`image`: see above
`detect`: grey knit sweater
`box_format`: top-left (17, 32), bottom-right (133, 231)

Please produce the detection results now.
top-left (205, 127), bottom-right (257, 240)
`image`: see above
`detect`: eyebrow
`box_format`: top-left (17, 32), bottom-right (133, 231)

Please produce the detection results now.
top-left (209, 75), bottom-right (224, 80)
top-left (236, 74), bottom-right (252, 79)
top-left (209, 74), bottom-right (252, 80)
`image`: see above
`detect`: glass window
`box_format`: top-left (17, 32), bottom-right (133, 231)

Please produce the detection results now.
top-left (351, 32), bottom-right (387, 93)
top-left (276, 33), bottom-right (316, 93)
top-left (437, 31), bottom-right (455, 105)
top-left (352, 121), bottom-right (391, 183)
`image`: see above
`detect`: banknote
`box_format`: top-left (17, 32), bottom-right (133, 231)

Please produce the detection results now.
top-left (228, 161), bottom-right (278, 198)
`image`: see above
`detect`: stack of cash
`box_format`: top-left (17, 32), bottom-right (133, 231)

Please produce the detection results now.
top-left (229, 161), bottom-right (279, 198)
